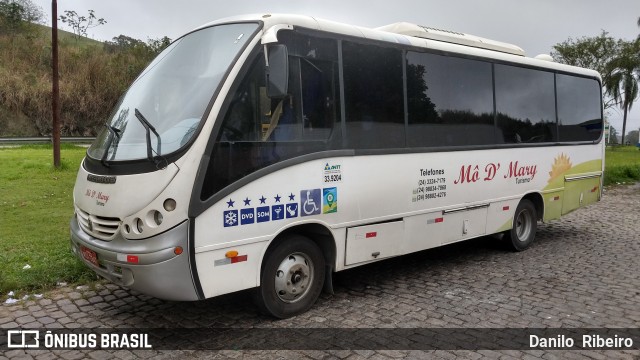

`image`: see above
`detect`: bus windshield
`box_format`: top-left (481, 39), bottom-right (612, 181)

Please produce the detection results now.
top-left (87, 23), bottom-right (259, 162)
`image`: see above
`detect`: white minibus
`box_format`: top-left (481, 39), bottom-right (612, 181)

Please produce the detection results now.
top-left (71, 14), bottom-right (604, 318)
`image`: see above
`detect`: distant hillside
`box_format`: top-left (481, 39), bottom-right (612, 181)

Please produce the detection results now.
top-left (0, 22), bottom-right (158, 137)
top-left (32, 22), bottom-right (104, 47)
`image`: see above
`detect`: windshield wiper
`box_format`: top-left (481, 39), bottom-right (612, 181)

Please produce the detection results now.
top-left (134, 108), bottom-right (162, 165)
top-left (101, 123), bottom-right (121, 167)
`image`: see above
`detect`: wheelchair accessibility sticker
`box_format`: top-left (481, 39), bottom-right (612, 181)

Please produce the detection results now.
top-left (300, 189), bottom-right (321, 216)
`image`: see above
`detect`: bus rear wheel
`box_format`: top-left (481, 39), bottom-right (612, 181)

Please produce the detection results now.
top-left (255, 235), bottom-right (325, 318)
top-left (504, 199), bottom-right (537, 251)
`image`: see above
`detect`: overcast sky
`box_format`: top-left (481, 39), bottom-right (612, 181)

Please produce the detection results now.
top-left (32, 0), bottom-right (640, 138)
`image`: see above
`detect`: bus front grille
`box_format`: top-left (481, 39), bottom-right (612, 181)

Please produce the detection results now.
top-left (75, 206), bottom-right (121, 241)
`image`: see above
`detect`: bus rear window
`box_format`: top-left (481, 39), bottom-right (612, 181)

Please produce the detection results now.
top-left (556, 75), bottom-right (602, 142)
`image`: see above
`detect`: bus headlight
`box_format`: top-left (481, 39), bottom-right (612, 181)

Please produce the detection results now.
top-left (153, 210), bottom-right (163, 226)
top-left (135, 218), bottom-right (144, 234)
top-left (145, 210), bottom-right (163, 228)
top-left (163, 198), bottom-right (176, 212)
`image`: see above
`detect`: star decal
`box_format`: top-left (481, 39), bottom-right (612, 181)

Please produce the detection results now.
top-left (259, 196), bottom-right (267, 204)
top-left (226, 199), bottom-right (235, 208)
top-left (243, 197), bottom-right (251, 206)
top-left (289, 193), bottom-right (295, 201)
top-left (274, 194), bottom-right (281, 203)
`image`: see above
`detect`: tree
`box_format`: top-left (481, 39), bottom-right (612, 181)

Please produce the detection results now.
top-left (552, 31), bottom-right (621, 76)
top-left (104, 34), bottom-right (146, 53)
top-left (58, 9), bottom-right (106, 40)
top-left (14, 0), bottom-right (40, 22)
top-left (147, 36), bottom-right (172, 55)
top-left (627, 130), bottom-right (639, 146)
top-left (103, 34), bottom-right (172, 70)
top-left (604, 40), bottom-right (640, 146)
top-left (551, 31), bottom-right (625, 110)
top-left (0, 0), bottom-right (43, 34)
top-left (0, 1), bottom-right (25, 34)
top-left (608, 125), bottom-right (619, 145)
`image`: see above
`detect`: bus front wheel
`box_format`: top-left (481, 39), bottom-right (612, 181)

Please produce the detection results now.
top-left (255, 235), bottom-right (325, 318)
top-left (504, 199), bottom-right (537, 251)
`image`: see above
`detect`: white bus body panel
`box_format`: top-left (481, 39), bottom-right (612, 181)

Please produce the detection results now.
top-left (194, 144), bottom-right (602, 298)
top-left (73, 163), bottom-right (178, 218)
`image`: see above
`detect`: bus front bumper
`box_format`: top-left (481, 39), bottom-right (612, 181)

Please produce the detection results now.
top-left (70, 217), bottom-right (199, 301)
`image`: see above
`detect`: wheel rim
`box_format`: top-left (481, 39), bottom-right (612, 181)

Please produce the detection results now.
top-left (515, 209), bottom-right (533, 242)
top-left (274, 252), bottom-right (314, 303)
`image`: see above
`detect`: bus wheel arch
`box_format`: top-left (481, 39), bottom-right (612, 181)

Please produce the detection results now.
top-left (255, 223), bottom-right (336, 318)
top-left (504, 193), bottom-right (543, 252)
top-left (523, 192), bottom-right (544, 222)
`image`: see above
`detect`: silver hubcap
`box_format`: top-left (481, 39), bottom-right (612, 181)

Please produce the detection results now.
top-left (515, 209), bottom-right (533, 242)
top-left (274, 252), bottom-right (314, 303)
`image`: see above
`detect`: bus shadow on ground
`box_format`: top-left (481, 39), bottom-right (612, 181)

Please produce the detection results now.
top-left (109, 222), bottom-right (587, 327)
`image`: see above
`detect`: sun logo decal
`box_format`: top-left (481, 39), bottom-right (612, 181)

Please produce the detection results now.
top-left (548, 153), bottom-right (572, 183)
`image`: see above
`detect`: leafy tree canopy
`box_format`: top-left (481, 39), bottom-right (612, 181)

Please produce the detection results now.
top-left (104, 34), bottom-right (172, 57)
top-left (551, 31), bottom-right (625, 79)
top-left (0, 0), bottom-right (43, 33)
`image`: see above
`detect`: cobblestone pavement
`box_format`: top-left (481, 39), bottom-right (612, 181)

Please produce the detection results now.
top-left (2, 185), bottom-right (639, 359)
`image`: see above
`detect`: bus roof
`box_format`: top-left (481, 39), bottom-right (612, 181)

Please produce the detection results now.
top-left (197, 13), bottom-right (601, 80)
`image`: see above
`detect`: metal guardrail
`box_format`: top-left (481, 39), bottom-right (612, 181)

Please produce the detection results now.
top-left (0, 137), bottom-right (95, 145)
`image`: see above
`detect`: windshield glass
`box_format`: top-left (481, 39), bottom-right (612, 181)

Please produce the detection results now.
top-left (87, 23), bottom-right (259, 162)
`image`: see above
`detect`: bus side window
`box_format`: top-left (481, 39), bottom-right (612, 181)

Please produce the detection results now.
top-left (265, 57), bottom-right (337, 143)
top-left (221, 89), bottom-right (256, 141)
top-left (495, 65), bottom-right (556, 143)
top-left (406, 51), bottom-right (494, 147)
top-left (202, 37), bottom-right (341, 200)
top-left (300, 58), bottom-right (336, 140)
top-left (342, 41), bottom-right (405, 149)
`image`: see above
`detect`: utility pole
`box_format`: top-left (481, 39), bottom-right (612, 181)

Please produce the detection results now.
top-left (52, 0), bottom-right (61, 168)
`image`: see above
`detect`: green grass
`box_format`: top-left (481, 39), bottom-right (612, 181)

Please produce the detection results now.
top-left (604, 145), bottom-right (640, 185)
top-left (0, 144), bottom-right (95, 298)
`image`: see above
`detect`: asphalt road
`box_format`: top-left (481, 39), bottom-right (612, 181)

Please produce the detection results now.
top-left (1, 184), bottom-right (639, 359)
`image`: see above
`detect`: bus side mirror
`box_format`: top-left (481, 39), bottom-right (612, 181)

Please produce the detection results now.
top-left (266, 44), bottom-right (289, 98)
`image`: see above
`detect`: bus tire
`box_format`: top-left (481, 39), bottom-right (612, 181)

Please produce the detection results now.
top-left (504, 199), bottom-right (537, 251)
top-left (255, 235), bottom-right (325, 318)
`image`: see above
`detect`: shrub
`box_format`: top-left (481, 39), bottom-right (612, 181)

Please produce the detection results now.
top-left (0, 27), bottom-right (160, 136)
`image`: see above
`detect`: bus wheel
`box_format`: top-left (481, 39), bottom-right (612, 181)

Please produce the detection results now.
top-left (255, 235), bottom-right (325, 318)
top-left (504, 199), bottom-right (537, 251)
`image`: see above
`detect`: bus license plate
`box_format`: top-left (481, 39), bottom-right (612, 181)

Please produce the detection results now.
top-left (80, 246), bottom-right (99, 267)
